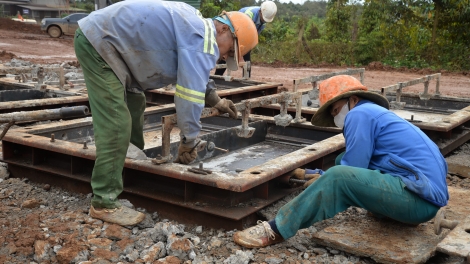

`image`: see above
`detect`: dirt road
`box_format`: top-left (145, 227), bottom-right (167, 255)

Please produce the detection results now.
top-left (0, 27), bottom-right (468, 97)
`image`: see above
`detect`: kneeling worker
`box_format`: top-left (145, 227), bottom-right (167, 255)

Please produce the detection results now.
top-left (233, 75), bottom-right (449, 248)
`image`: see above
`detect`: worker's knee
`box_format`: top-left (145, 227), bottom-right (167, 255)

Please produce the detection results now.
top-left (322, 165), bottom-right (359, 183)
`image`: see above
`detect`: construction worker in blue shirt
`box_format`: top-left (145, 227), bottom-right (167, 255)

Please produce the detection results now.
top-left (215, 1), bottom-right (277, 78)
top-left (233, 75), bottom-right (449, 248)
top-left (74, 0), bottom-right (258, 226)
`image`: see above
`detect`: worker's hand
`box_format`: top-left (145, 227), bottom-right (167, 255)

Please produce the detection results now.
top-left (214, 99), bottom-right (238, 119)
top-left (174, 143), bottom-right (197, 164)
top-left (303, 173), bottom-right (321, 188)
top-left (289, 168), bottom-right (306, 180)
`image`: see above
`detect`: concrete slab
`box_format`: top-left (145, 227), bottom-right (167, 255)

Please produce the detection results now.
top-left (447, 154), bottom-right (470, 178)
top-left (437, 215), bottom-right (470, 258)
top-left (310, 187), bottom-right (470, 264)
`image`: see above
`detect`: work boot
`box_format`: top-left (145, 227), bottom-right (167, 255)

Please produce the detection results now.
top-left (233, 220), bottom-right (284, 248)
top-left (89, 205), bottom-right (145, 226)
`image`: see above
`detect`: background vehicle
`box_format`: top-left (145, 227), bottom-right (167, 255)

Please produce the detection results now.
top-left (41, 13), bottom-right (88, 38)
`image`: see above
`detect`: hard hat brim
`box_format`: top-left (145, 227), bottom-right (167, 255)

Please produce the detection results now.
top-left (226, 38), bottom-right (242, 71)
top-left (310, 91), bottom-right (390, 127)
top-left (262, 15), bottom-right (274, 23)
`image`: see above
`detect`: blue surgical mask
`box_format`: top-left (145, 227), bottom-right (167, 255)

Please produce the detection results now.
top-left (334, 101), bottom-right (350, 128)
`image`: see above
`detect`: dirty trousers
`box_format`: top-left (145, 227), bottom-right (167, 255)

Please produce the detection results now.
top-left (74, 29), bottom-right (146, 209)
top-left (275, 160), bottom-right (440, 239)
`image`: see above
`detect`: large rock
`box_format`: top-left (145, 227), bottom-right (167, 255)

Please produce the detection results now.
top-left (88, 238), bottom-right (113, 251)
top-left (90, 248), bottom-right (119, 263)
top-left (140, 242), bottom-right (166, 264)
top-left (101, 224), bottom-right (131, 240)
top-left (21, 199), bottom-right (41, 209)
top-left (114, 237), bottom-right (135, 255)
top-left (223, 250), bottom-right (253, 264)
top-left (0, 163), bottom-right (9, 179)
top-left (155, 256), bottom-right (181, 264)
top-left (56, 246), bottom-right (87, 264)
top-left (166, 234), bottom-right (194, 261)
top-left (33, 240), bottom-right (50, 262)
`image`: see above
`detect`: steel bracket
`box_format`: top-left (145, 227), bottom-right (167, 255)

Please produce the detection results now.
top-left (236, 102), bottom-right (255, 138)
top-left (159, 92), bottom-right (303, 160)
top-left (274, 100), bottom-right (293, 126)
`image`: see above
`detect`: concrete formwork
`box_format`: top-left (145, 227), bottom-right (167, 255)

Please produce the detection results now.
top-left (1, 99), bottom-right (346, 230)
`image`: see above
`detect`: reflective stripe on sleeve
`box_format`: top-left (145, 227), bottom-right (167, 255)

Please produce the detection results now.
top-left (175, 84), bottom-right (205, 104)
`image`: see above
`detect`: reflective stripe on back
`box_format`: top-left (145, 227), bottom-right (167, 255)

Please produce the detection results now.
top-left (244, 7), bottom-right (256, 18)
top-left (196, 10), bottom-right (216, 55)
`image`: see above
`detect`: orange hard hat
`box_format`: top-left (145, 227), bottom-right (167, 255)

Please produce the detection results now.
top-left (311, 75), bottom-right (389, 127)
top-left (222, 11), bottom-right (258, 70)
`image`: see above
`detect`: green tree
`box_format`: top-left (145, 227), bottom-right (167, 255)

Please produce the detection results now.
top-left (324, 0), bottom-right (351, 43)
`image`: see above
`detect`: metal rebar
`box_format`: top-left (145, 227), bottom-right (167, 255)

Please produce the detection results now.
top-left (0, 106), bottom-right (89, 123)
top-left (289, 178), bottom-right (307, 184)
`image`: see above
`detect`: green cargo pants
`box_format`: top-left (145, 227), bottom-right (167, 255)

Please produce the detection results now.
top-left (74, 28), bottom-right (146, 209)
top-left (275, 153), bottom-right (440, 239)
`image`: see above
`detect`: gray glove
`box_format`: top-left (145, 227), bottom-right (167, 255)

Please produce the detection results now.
top-left (205, 79), bottom-right (238, 119)
top-left (205, 79), bottom-right (221, 107)
top-left (174, 142), bottom-right (197, 164)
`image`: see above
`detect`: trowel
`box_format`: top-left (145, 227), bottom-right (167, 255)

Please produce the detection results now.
top-left (126, 143), bottom-right (148, 160)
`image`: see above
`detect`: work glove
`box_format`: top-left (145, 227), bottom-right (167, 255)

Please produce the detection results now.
top-left (214, 98), bottom-right (238, 119)
top-left (205, 79), bottom-right (238, 119)
top-left (174, 142), bottom-right (197, 164)
top-left (289, 168), bottom-right (324, 188)
top-left (290, 168), bottom-right (306, 180)
top-left (302, 174), bottom-right (321, 188)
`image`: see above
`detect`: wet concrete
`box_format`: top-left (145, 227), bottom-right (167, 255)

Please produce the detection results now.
top-left (201, 141), bottom-right (300, 175)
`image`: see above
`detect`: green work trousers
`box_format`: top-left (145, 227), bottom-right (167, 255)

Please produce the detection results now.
top-left (275, 153), bottom-right (440, 239)
top-left (74, 28), bottom-right (146, 209)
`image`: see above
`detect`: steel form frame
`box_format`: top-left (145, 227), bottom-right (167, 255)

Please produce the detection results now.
top-left (0, 79), bottom-right (89, 113)
top-left (2, 103), bottom-right (345, 229)
top-left (144, 75), bottom-right (282, 106)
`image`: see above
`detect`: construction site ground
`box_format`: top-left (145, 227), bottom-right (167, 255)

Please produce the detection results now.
top-left (1, 18), bottom-right (470, 264)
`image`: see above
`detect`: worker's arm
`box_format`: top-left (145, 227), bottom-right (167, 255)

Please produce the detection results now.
top-left (174, 48), bottom-right (215, 149)
top-left (340, 107), bottom-right (378, 168)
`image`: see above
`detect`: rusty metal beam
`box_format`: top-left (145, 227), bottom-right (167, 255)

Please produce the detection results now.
top-left (293, 68), bottom-right (365, 92)
top-left (144, 77), bottom-right (281, 106)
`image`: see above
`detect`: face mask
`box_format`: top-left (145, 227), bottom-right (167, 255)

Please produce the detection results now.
top-left (334, 101), bottom-right (350, 128)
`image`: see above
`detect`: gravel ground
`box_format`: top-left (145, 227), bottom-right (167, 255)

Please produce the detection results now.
top-left (0, 141), bottom-right (469, 264)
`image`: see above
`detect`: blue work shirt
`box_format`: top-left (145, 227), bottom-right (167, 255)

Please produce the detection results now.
top-left (78, 0), bottom-right (219, 144)
top-left (239, 6), bottom-right (265, 34)
top-left (342, 100), bottom-right (449, 207)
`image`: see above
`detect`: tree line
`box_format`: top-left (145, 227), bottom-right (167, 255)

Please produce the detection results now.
top-left (73, 0), bottom-right (469, 71)
top-left (200, 0), bottom-right (469, 71)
